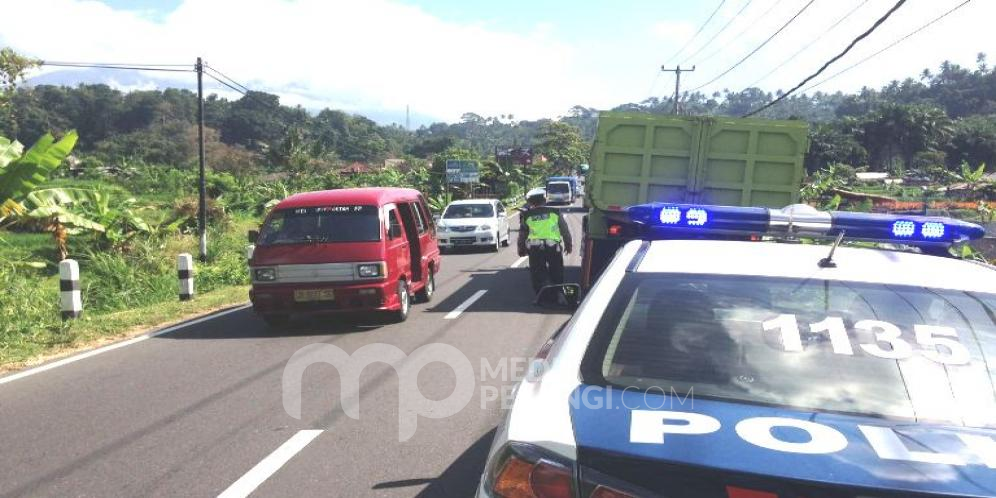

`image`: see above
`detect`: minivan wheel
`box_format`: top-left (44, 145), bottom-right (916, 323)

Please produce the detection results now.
top-left (261, 313), bottom-right (289, 328)
top-left (391, 281), bottom-right (410, 323)
top-left (501, 228), bottom-right (510, 247)
top-left (416, 268), bottom-right (435, 303)
top-left (491, 235), bottom-right (501, 252)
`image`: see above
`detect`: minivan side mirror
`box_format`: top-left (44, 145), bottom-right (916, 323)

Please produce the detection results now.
top-left (247, 230), bottom-right (259, 243)
top-left (534, 283), bottom-right (582, 309)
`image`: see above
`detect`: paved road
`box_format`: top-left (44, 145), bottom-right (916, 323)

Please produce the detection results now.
top-left (0, 205), bottom-right (585, 497)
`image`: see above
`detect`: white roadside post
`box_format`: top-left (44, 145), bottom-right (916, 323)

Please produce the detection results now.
top-left (178, 253), bottom-right (195, 301)
top-left (59, 259), bottom-right (82, 320)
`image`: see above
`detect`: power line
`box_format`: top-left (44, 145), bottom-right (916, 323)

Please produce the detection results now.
top-left (680, 0), bottom-right (754, 66)
top-left (41, 61), bottom-right (190, 67)
top-left (690, 0), bottom-right (817, 93)
top-left (40, 61), bottom-right (192, 73)
top-left (661, 0), bottom-right (728, 66)
top-left (693, 0), bottom-right (786, 68)
top-left (746, 0), bottom-right (868, 89)
top-left (799, 0), bottom-right (973, 95)
top-left (203, 71), bottom-right (248, 96)
top-left (744, 0), bottom-right (909, 117)
top-left (203, 64), bottom-right (250, 93)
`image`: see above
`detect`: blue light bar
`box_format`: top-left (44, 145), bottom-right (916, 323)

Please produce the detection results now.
top-left (627, 203), bottom-right (985, 246)
top-left (627, 203), bottom-right (768, 235)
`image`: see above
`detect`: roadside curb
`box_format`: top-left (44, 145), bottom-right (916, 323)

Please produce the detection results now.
top-left (0, 303), bottom-right (251, 385)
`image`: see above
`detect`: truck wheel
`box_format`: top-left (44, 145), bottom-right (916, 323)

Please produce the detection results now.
top-left (416, 268), bottom-right (435, 303)
top-left (390, 281), bottom-right (410, 323)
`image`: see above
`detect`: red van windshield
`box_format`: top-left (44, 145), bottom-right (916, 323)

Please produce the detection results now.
top-left (258, 205), bottom-right (381, 244)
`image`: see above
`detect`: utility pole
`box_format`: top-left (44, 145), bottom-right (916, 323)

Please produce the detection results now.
top-left (660, 65), bottom-right (695, 114)
top-left (195, 57), bottom-right (207, 262)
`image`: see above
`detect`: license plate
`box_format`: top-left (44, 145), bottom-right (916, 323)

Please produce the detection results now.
top-left (294, 289), bottom-right (335, 302)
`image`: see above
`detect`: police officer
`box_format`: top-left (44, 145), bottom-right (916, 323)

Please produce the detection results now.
top-left (518, 188), bottom-right (573, 300)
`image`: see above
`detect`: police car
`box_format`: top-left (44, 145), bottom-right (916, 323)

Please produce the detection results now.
top-left (479, 203), bottom-right (996, 498)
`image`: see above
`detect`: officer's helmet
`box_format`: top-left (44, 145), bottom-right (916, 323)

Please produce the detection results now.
top-left (526, 187), bottom-right (547, 205)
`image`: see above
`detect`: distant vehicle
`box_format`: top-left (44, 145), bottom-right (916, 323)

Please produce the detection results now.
top-left (546, 181), bottom-right (574, 205)
top-left (479, 202), bottom-right (994, 498)
top-left (581, 112), bottom-right (810, 288)
top-left (547, 175), bottom-right (579, 201)
top-left (247, 187), bottom-right (440, 325)
top-left (436, 199), bottom-right (511, 252)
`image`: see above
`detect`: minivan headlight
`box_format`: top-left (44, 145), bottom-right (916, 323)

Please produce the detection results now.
top-left (478, 224), bottom-right (492, 231)
top-left (254, 267), bottom-right (276, 281)
top-left (357, 262), bottom-right (385, 278)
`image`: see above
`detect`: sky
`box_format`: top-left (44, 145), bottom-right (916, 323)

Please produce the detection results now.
top-left (0, 0), bottom-right (992, 124)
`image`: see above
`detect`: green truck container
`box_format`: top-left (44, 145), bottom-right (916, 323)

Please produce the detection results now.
top-left (581, 112), bottom-right (810, 287)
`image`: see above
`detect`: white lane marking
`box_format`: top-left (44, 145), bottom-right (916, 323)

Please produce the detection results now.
top-left (218, 429), bottom-right (323, 498)
top-left (444, 290), bottom-right (488, 320)
top-left (511, 256), bottom-right (528, 268)
top-left (0, 304), bottom-right (251, 386)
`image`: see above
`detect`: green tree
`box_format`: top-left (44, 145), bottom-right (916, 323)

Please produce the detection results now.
top-left (533, 122), bottom-right (588, 175)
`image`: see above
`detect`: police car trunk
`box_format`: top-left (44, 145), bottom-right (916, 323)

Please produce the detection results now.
top-left (482, 204), bottom-right (996, 498)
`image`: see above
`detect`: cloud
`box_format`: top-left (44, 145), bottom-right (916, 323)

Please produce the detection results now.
top-left (0, 0), bottom-right (589, 122)
top-left (1, 0), bottom-right (993, 123)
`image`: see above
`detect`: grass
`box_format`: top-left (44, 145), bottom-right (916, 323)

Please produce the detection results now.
top-left (0, 285), bottom-right (248, 371)
top-left (0, 208), bottom-right (260, 370)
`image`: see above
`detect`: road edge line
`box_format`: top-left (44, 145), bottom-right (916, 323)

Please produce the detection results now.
top-left (217, 429), bottom-right (323, 498)
top-left (0, 304), bottom-right (250, 386)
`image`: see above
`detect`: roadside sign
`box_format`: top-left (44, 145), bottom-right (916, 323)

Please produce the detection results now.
top-left (445, 160), bottom-right (479, 183)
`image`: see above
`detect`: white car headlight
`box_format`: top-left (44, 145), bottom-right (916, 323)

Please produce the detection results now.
top-left (357, 262), bottom-right (385, 278)
top-left (254, 267), bottom-right (276, 281)
top-left (479, 224), bottom-right (492, 231)
top-left (437, 225), bottom-right (448, 233)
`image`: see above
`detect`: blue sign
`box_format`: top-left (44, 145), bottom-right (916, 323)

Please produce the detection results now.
top-left (446, 160), bottom-right (479, 184)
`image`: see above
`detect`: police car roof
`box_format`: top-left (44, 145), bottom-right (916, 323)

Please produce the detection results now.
top-left (634, 239), bottom-right (996, 294)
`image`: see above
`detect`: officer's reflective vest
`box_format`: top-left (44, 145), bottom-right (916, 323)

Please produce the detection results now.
top-left (525, 211), bottom-right (562, 243)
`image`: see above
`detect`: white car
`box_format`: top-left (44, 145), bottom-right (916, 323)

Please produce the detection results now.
top-left (437, 199), bottom-right (511, 252)
top-left (546, 181), bottom-right (573, 204)
top-left (478, 203), bottom-right (995, 498)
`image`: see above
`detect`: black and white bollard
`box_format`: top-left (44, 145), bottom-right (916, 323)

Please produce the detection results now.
top-left (178, 253), bottom-right (194, 301)
top-left (59, 259), bottom-right (82, 320)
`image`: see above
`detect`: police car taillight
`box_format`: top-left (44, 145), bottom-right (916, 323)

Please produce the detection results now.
top-left (492, 455), bottom-right (571, 498)
top-left (627, 202), bottom-right (985, 246)
top-left (725, 486), bottom-right (776, 498)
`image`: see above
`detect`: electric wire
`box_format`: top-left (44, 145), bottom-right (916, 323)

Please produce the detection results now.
top-left (661, 0), bottom-right (728, 66)
top-left (745, 0), bottom-right (868, 89)
top-left (40, 62), bottom-right (192, 73)
top-left (693, 0), bottom-right (786, 68)
top-left (679, 0), bottom-right (754, 66)
top-left (203, 64), bottom-right (250, 93)
top-left (690, 0), bottom-right (817, 92)
top-left (743, 0), bottom-right (909, 117)
top-left (798, 0), bottom-right (973, 95)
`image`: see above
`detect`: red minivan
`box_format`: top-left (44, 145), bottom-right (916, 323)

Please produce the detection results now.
top-left (248, 187), bottom-right (441, 325)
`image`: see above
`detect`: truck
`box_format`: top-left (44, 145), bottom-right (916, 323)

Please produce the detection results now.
top-left (580, 112), bottom-right (810, 288)
top-left (546, 176), bottom-right (579, 203)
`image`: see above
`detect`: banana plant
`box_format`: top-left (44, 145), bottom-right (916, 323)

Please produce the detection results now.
top-left (0, 131), bottom-right (79, 227)
top-left (20, 187), bottom-right (105, 260)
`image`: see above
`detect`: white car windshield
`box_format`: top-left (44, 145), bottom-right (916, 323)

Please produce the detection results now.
top-left (583, 273), bottom-right (996, 428)
top-left (443, 204), bottom-right (493, 219)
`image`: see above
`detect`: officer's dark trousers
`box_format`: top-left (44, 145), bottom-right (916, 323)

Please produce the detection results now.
top-left (527, 245), bottom-right (564, 295)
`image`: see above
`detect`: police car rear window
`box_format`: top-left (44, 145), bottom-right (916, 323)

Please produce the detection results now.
top-left (581, 273), bottom-right (996, 427)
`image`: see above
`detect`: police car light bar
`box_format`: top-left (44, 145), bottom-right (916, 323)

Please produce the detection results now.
top-left (627, 203), bottom-right (985, 246)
